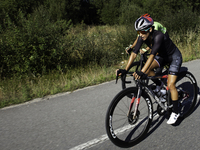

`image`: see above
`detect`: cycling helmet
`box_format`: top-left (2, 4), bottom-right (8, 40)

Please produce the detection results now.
top-left (135, 14), bottom-right (154, 31)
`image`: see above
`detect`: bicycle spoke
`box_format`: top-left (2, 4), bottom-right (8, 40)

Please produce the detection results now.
top-left (176, 72), bottom-right (197, 117)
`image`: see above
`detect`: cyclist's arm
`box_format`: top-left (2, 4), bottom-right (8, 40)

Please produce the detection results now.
top-left (125, 52), bottom-right (137, 70)
top-left (125, 37), bottom-right (143, 70)
top-left (131, 36), bottom-right (139, 48)
top-left (146, 47), bottom-right (151, 51)
top-left (141, 54), bottom-right (155, 73)
top-left (125, 37), bottom-right (139, 54)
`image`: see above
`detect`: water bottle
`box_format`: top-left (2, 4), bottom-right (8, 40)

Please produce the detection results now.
top-left (159, 89), bottom-right (167, 102)
top-left (160, 89), bottom-right (166, 96)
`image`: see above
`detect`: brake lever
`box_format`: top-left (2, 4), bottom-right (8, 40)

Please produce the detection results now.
top-left (116, 70), bottom-right (121, 84)
top-left (116, 75), bottom-right (119, 84)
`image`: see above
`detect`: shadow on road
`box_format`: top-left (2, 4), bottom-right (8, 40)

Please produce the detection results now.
top-left (143, 111), bottom-right (166, 141)
top-left (190, 86), bottom-right (200, 114)
top-left (172, 83), bottom-right (200, 126)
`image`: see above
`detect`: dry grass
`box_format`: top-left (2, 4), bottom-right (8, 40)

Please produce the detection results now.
top-left (0, 64), bottom-right (116, 108)
top-left (170, 30), bottom-right (200, 61)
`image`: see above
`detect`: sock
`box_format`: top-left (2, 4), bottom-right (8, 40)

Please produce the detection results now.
top-left (172, 100), bottom-right (179, 114)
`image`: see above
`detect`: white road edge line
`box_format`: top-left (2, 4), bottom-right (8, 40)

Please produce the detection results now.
top-left (69, 124), bottom-right (133, 150)
top-left (69, 124), bottom-right (138, 150)
top-left (69, 134), bottom-right (108, 150)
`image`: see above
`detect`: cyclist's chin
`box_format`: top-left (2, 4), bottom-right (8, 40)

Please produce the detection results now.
top-left (142, 37), bottom-right (147, 41)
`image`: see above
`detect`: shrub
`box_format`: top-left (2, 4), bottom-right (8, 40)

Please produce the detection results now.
top-left (0, 6), bottom-right (72, 77)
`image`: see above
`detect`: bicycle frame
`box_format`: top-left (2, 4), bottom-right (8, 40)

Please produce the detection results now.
top-left (128, 72), bottom-right (191, 119)
top-left (121, 51), bottom-right (192, 120)
top-left (128, 74), bottom-right (170, 119)
top-left (127, 79), bottom-right (167, 119)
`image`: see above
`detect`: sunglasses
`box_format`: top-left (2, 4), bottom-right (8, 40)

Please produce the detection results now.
top-left (137, 28), bottom-right (150, 34)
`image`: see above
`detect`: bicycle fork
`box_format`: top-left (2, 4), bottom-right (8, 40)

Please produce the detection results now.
top-left (128, 83), bottom-right (143, 119)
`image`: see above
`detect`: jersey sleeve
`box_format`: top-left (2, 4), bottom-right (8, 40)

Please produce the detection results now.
top-left (133, 36), bottom-right (143, 54)
top-left (150, 33), bottom-right (164, 56)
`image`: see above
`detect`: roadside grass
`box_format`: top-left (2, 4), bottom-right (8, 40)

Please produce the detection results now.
top-left (170, 29), bottom-right (200, 62)
top-left (0, 25), bottom-right (200, 108)
top-left (0, 64), bottom-right (116, 108)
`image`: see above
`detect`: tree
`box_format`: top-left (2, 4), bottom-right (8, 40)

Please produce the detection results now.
top-left (119, 0), bottom-right (144, 24)
top-left (100, 0), bottom-right (121, 25)
top-left (185, 0), bottom-right (200, 12)
top-left (0, 0), bottom-right (42, 27)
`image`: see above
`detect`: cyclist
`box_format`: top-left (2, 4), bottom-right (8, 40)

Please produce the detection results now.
top-left (117, 14), bottom-right (182, 124)
top-left (125, 14), bottom-right (168, 55)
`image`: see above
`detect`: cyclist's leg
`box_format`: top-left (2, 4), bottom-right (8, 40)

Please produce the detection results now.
top-left (145, 59), bottom-right (159, 76)
top-left (168, 75), bottom-right (178, 100)
top-left (168, 48), bottom-right (182, 103)
top-left (167, 48), bottom-right (182, 124)
top-left (167, 74), bottom-right (180, 124)
top-left (146, 56), bottom-right (163, 86)
top-left (167, 75), bottom-right (179, 112)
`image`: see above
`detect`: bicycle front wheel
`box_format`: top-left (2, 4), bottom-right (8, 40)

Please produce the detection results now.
top-left (105, 87), bottom-right (153, 148)
top-left (176, 71), bottom-right (197, 118)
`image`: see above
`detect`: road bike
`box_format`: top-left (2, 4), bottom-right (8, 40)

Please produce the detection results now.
top-left (105, 54), bottom-right (198, 148)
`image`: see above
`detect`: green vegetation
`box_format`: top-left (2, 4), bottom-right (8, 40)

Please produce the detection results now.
top-left (0, 0), bottom-right (200, 108)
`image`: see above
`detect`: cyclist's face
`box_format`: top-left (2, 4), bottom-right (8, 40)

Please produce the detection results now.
top-left (139, 32), bottom-right (149, 40)
top-left (138, 27), bottom-right (152, 41)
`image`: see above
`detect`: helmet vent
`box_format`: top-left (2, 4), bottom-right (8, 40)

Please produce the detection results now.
top-left (140, 20), bottom-right (144, 26)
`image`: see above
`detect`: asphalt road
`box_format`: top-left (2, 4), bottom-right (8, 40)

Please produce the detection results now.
top-left (0, 59), bottom-right (200, 150)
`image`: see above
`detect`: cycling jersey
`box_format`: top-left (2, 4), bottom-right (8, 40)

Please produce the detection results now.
top-left (134, 30), bottom-right (176, 57)
top-left (133, 30), bottom-right (182, 74)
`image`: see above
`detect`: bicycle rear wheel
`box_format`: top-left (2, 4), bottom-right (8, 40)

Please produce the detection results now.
top-left (176, 71), bottom-right (197, 118)
top-left (105, 87), bottom-right (153, 148)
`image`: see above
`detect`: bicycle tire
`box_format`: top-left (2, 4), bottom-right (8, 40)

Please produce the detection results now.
top-left (176, 71), bottom-right (197, 118)
top-left (121, 61), bottom-right (140, 89)
top-left (105, 87), bottom-right (153, 148)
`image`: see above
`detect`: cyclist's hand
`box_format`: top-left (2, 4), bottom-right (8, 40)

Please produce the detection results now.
top-left (116, 69), bottom-right (127, 76)
top-left (125, 47), bottom-right (133, 55)
top-left (116, 69), bottom-right (127, 84)
top-left (140, 49), bottom-right (145, 54)
top-left (133, 71), bottom-right (147, 80)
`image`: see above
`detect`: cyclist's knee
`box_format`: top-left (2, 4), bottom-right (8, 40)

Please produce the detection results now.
top-left (147, 70), bottom-right (155, 76)
top-left (146, 61), bottom-right (159, 75)
top-left (167, 74), bottom-right (177, 90)
top-left (167, 81), bottom-right (176, 90)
